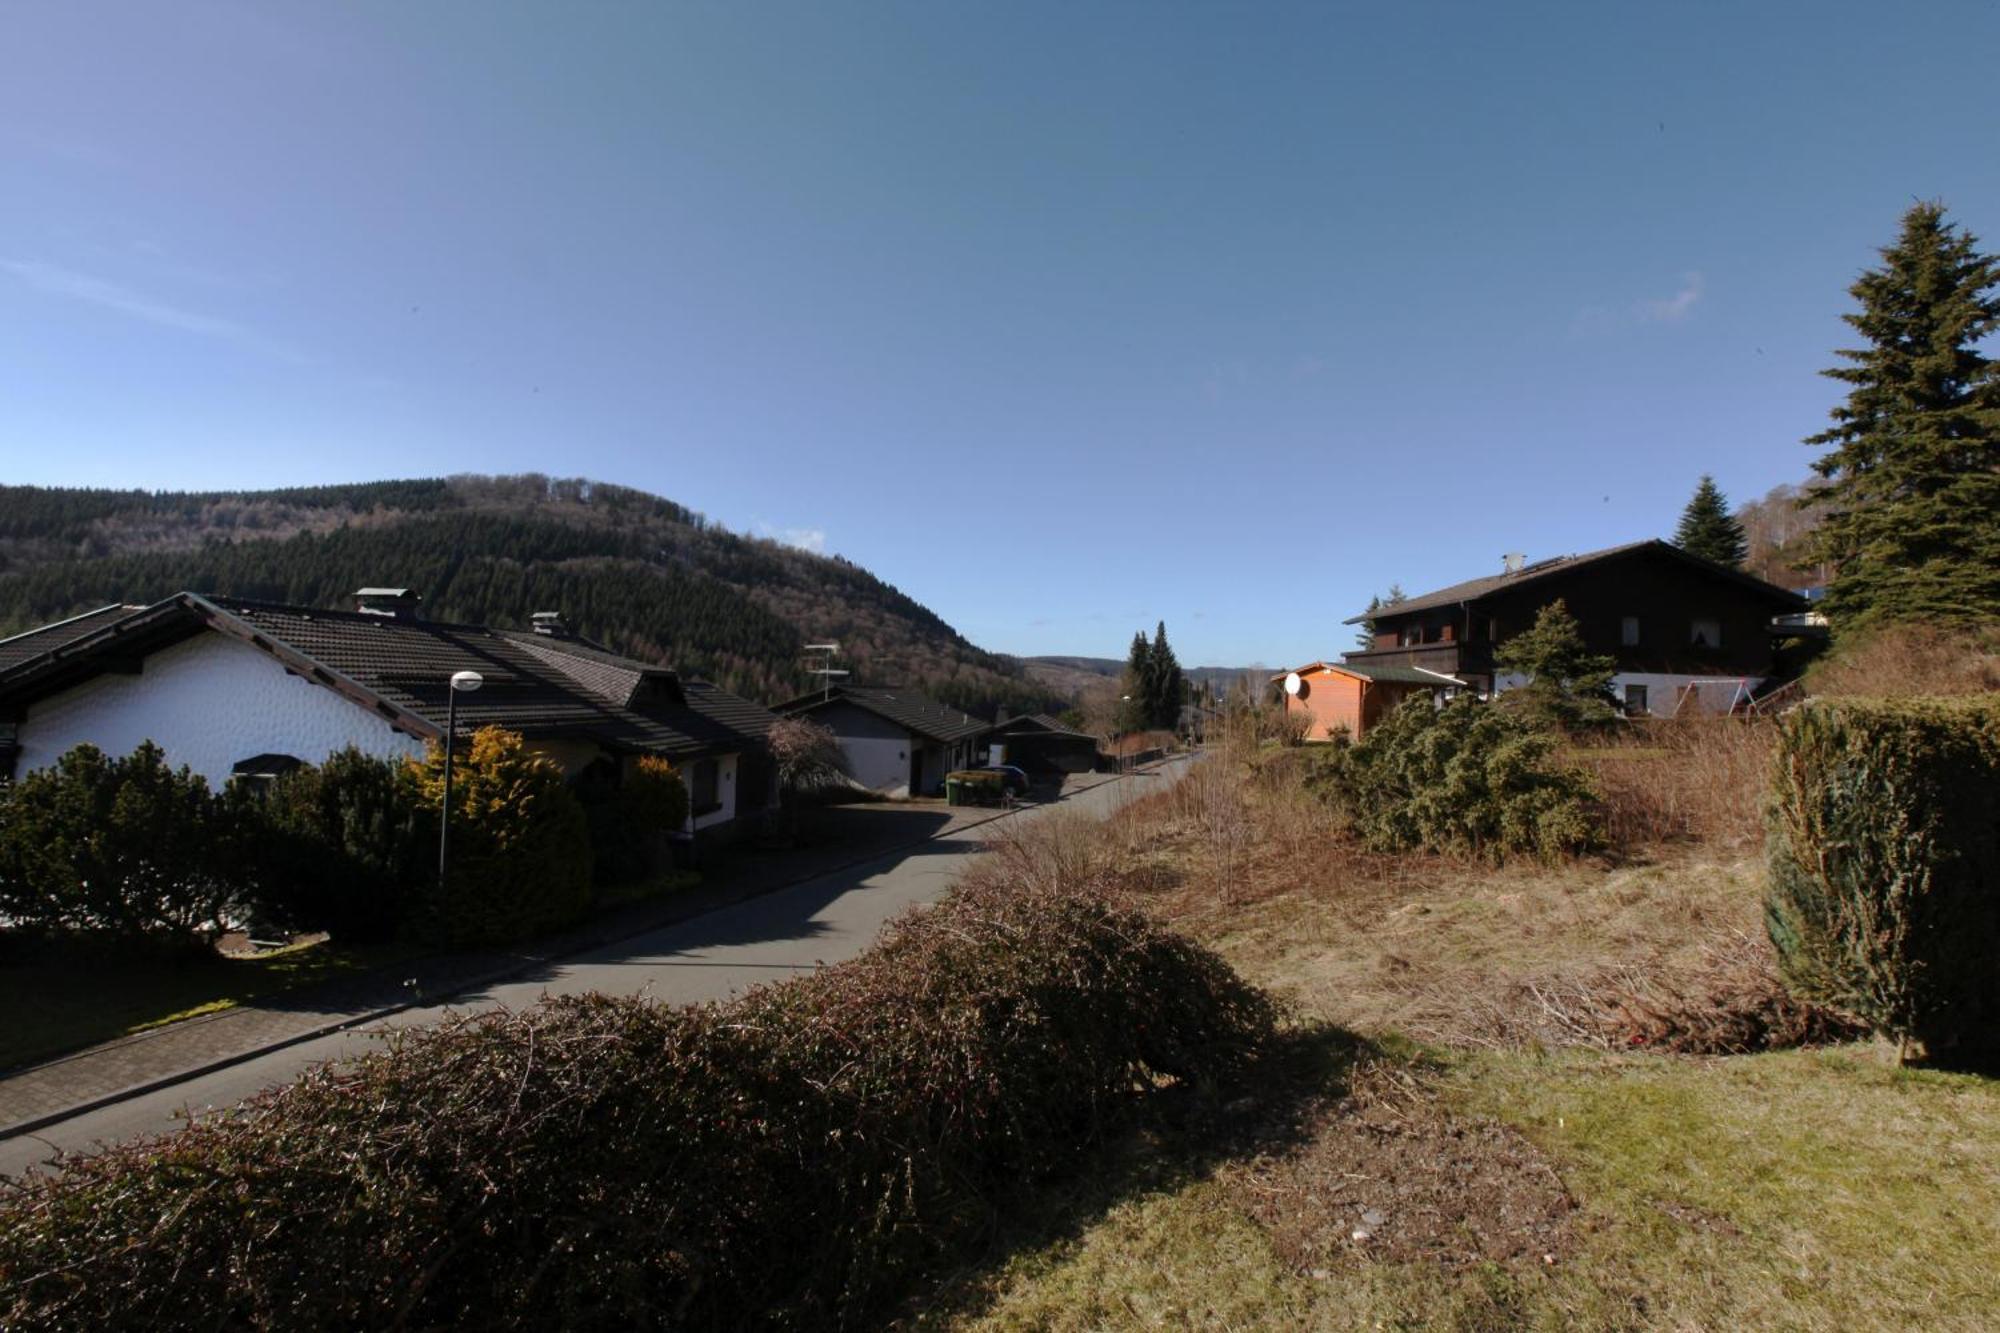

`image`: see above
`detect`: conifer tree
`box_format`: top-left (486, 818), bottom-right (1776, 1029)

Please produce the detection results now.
top-left (1805, 202), bottom-right (2000, 631)
top-left (1354, 584), bottom-right (1406, 651)
top-left (1147, 620), bottom-right (1186, 730)
top-left (1116, 631), bottom-right (1152, 734)
top-left (1356, 596), bottom-right (1382, 651)
top-left (1493, 599), bottom-right (1618, 731)
top-left (1673, 474), bottom-right (1748, 568)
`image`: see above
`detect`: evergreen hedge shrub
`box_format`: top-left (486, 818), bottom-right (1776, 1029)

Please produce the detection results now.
top-left (577, 754), bottom-right (688, 887)
top-left (1765, 697), bottom-right (2000, 1065)
top-left (405, 727), bottom-right (593, 946)
top-left (0, 742), bottom-right (237, 950)
top-left (1310, 695), bottom-right (1600, 862)
top-left (0, 880), bottom-right (1276, 1329)
top-left (243, 747), bottom-right (432, 942)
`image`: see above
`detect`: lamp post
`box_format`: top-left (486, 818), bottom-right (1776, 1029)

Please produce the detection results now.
top-left (439, 669), bottom-right (484, 886)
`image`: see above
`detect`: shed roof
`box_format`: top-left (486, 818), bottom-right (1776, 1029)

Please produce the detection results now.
top-left (1271, 661), bottom-right (1462, 687)
top-left (1343, 539), bottom-right (1807, 623)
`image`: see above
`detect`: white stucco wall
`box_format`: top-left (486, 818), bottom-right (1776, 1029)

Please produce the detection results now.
top-left (839, 735), bottom-right (911, 795)
top-left (1494, 669), bottom-right (1764, 717)
top-left (1613, 673), bottom-right (1763, 718)
top-left (691, 752), bottom-right (738, 831)
top-left (16, 632), bottom-right (426, 787)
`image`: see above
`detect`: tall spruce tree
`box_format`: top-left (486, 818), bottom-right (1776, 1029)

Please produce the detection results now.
top-left (1805, 202), bottom-right (2000, 631)
top-left (1673, 474), bottom-right (1749, 568)
top-left (1147, 620), bottom-right (1186, 730)
top-left (1116, 630), bottom-right (1152, 734)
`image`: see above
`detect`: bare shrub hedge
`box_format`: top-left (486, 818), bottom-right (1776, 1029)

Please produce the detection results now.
top-left (0, 881), bottom-right (1275, 1329)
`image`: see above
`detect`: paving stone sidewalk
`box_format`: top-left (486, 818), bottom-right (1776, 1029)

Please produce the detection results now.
top-left (0, 780), bottom-right (1121, 1139)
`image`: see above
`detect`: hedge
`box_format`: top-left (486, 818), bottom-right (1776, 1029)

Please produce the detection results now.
top-left (1309, 695), bottom-right (1600, 862)
top-left (246, 747), bottom-right (433, 943)
top-left (1765, 696), bottom-right (2000, 1065)
top-left (0, 879), bottom-right (1276, 1329)
top-left (0, 742), bottom-right (237, 951)
top-left (404, 727), bottom-right (594, 946)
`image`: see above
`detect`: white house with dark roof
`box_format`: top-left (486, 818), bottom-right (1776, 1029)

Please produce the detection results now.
top-left (773, 684), bottom-right (990, 797)
top-left (0, 589), bottom-right (778, 835)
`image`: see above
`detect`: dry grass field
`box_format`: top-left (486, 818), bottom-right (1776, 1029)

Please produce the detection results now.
top-left (909, 720), bottom-right (2000, 1331)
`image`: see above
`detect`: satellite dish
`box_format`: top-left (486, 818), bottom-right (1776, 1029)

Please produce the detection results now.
top-left (1284, 672), bottom-right (1304, 697)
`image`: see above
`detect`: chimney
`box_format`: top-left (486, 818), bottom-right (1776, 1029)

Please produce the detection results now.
top-left (354, 587), bottom-right (423, 619)
top-left (1502, 552), bottom-right (1526, 574)
top-left (530, 610), bottom-right (569, 638)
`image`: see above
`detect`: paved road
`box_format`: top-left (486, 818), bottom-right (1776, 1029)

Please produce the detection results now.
top-left (1, 757), bottom-right (1187, 1178)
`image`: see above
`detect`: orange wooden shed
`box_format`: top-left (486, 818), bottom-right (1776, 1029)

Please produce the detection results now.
top-left (1270, 661), bottom-right (1463, 741)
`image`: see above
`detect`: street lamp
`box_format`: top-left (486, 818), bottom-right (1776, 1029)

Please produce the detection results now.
top-left (439, 669), bottom-right (484, 886)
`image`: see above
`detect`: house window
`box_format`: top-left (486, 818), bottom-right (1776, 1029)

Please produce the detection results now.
top-left (1403, 626), bottom-right (1423, 647)
top-left (1624, 683), bottom-right (1650, 716)
top-left (1690, 618), bottom-right (1721, 649)
top-left (690, 758), bottom-right (720, 815)
top-left (1621, 616), bottom-right (1641, 647)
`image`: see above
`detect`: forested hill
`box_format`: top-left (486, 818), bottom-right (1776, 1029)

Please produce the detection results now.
top-left (0, 475), bottom-right (1060, 715)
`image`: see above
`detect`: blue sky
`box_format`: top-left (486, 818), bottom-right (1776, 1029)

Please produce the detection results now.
top-left (4, 3), bottom-right (1996, 668)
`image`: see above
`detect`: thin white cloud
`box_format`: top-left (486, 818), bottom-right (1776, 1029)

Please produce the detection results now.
top-left (756, 521), bottom-right (827, 554)
top-left (1, 258), bottom-right (252, 338)
top-left (1642, 271), bottom-right (1705, 323)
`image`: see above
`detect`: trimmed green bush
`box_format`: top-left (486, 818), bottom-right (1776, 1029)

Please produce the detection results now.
top-left (406, 727), bottom-right (593, 946)
top-left (1765, 697), bottom-right (2000, 1065)
top-left (241, 747), bottom-right (432, 942)
top-left (0, 880), bottom-right (1276, 1329)
top-left (578, 754), bottom-right (689, 887)
top-left (1309, 695), bottom-right (1600, 862)
top-left (0, 742), bottom-right (237, 950)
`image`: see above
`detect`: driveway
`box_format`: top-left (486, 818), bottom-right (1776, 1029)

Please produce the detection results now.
top-left (1, 756), bottom-right (1190, 1178)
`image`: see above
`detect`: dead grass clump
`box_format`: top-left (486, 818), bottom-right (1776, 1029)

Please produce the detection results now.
top-left (1808, 622), bottom-right (2000, 698)
top-left (1574, 717), bottom-right (1777, 853)
top-left (1226, 1055), bottom-right (1575, 1272)
top-left (1588, 931), bottom-right (1869, 1055)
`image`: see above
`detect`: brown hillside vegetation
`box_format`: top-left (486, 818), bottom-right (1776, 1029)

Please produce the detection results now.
top-left (915, 711), bottom-right (1999, 1331)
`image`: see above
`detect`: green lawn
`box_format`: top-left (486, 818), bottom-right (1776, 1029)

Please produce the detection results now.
top-left (936, 1044), bottom-right (2000, 1331)
top-left (0, 937), bottom-right (418, 1073)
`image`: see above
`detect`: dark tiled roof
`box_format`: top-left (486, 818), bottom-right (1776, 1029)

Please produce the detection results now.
top-left (499, 630), bottom-right (679, 708)
top-left (501, 630), bottom-right (777, 739)
top-left (778, 685), bottom-right (991, 745)
top-left (188, 596), bottom-right (761, 761)
top-left (993, 712), bottom-right (1098, 741)
top-left (0, 604), bottom-right (147, 671)
top-left (683, 679), bottom-right (779, 740)
top-left (1343, 539), bottom-right (1806, 623)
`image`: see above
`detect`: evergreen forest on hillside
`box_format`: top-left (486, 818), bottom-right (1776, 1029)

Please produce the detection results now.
top-left (0, 475), bottom-right (1060, 714)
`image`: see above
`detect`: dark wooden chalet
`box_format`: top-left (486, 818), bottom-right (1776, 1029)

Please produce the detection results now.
top-left (1343, 540), bottom-right (1808, 716)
